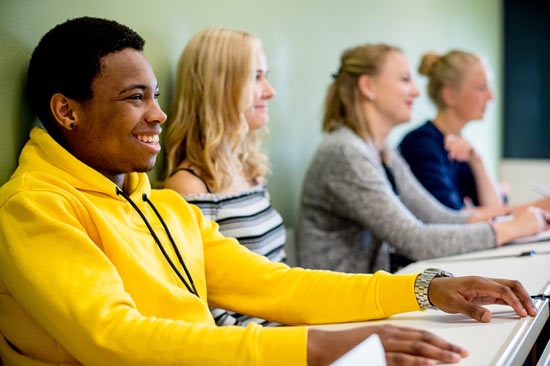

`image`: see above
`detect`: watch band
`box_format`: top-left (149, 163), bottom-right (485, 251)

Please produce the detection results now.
top-left (414, 268), bottom-right (454, 310)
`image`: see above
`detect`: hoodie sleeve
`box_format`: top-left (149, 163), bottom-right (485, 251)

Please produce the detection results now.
top-left (0, 189), bottom-right (311, 366)
top-left (194, 203), bottom-right (421, 325)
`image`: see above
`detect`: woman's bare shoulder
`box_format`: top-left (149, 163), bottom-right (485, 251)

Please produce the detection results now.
top-left (164, 169), bottom-right (209, 195)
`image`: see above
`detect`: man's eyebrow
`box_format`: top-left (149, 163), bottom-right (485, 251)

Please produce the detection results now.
top-left (118, 84), bottom-right (159, 95)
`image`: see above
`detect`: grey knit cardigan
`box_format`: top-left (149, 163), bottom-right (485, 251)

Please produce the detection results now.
top-left (298, 126), bottom-right (495, 273)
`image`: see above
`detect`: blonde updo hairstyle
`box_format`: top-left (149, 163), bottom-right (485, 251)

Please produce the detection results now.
top-left (323, 43), bottom-right (401, 141)
top-left (164, 28), bottom-right (268, 191)
top-left (419, 50), bottom-right (480, 109)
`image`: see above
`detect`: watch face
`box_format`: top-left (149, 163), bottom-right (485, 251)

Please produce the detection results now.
top-left (426, 268), bottom-right (454, 277)
top-left (438, 270), bottom-right (454, 278)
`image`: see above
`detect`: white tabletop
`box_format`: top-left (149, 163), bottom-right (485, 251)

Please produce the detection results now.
top-left (396, 241), bottom-right (550, 295)
top-left (317, 240), bottom-right (550, 365)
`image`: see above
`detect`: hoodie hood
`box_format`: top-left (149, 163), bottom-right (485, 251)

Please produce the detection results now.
top-left (3, 127), bottom-right (150, 204)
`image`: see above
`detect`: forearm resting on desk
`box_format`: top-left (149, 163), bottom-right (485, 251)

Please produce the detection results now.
top-left (468, 206), bottom-right (548, 245)
top-left (492, 207), bottom-right (549, 246)
top-left (464, 198), bottom-right (550, 221)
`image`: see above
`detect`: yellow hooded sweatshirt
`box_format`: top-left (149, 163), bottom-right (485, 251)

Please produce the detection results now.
top-left (0, 127), bottom-right (421, 365)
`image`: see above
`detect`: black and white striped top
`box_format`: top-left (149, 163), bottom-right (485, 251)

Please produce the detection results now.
top-left (184, 184), bottom-right (286, 326)
top-left (184, 185), bottom-right (286, 263)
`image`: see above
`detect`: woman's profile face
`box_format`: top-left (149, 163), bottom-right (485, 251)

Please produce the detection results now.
top-left (451, 61), bottom-right (493, 122)
top-left (369, 51), bottom-right (420, 126)
top-left (243, 47), bottom-right (276, 131)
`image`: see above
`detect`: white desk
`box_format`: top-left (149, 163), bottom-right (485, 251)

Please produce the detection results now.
top-left (318, 240), bottom-right (550, 365)
top-left (396, 241), bottom-right (550, 296)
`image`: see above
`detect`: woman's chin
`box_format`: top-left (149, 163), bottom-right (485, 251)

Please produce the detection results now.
top-left (248, 119), bottom-right (269, 131)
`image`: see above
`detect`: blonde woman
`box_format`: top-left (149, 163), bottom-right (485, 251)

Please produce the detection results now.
top-left (163, 28), bottom-right (284, 326)
top-left (399, 51), bottom-right (503, 211)
top-left (399, 51), bottom-right (550, 215)
top-left (298, 44), bottom-right (548, 273)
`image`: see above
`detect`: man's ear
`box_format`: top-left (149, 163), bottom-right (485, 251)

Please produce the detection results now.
top-left (441, 86), bottom-right (457, 108)
top-left (357, 74), bottom-right (376, 101)
top-left (50, 93), bottom-right (81, 131)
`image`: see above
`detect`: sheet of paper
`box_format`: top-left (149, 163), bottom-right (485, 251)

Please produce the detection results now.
top-left (331, 334), bottom-right (386, 366)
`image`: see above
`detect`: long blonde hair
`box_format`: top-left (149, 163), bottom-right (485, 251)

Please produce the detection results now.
top-left (164, 28), bottom-right (268, 191)
top-left (323, 43), bottom-right (401, 140)
top-left (418, 50), bottom-right (480, 109)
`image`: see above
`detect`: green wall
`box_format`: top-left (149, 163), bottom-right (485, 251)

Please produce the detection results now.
top-left (0, 0), bottom-right (502, 227)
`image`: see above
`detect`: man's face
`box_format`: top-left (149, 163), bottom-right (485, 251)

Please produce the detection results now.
top-left (68, 48), bottom-right (166, 184)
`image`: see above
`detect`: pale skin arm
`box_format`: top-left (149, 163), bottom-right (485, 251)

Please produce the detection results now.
top-left (445, 134), bottom-right (503, 208)
top-left (467, 206), bottom-right (549, 246)
top-left (306, 276), bottom-right (537, 365)
top-left (446, 135), bottom-right (550, 243)
top-left (468, 152), bottom-right (503, 207)
top-left (491, 207), bottom-right (549, 245)
top-left (466, 196), bottom-right (550, 220)
top-left (465, 197), bottom-right (550, 223)
top-left (466, 202), bottom-right (549, 246)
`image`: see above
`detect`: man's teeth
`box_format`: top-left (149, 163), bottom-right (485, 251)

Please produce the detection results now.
top-left (136, 135), bottom-right (159, 143)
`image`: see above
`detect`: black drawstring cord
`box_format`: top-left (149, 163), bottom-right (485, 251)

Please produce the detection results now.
top-left (141, 193), bottom-right (199, 298)
top-left (115, 187), bottom-right (199, 298)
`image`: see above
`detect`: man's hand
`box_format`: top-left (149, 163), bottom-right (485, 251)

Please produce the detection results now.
top-left (428, 276), bottom-right (538, 322)
top-left (308, 325), bottom-right (467, 365)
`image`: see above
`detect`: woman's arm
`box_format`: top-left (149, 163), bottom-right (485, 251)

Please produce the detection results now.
top-left (316, 144), bottom-right (495, 261)
top-left (467, 196), bottom-right (550, 220)
top-left (445, 134), bottom-right (503, 207)
top-left (392, 152), bottom-right (546, 247)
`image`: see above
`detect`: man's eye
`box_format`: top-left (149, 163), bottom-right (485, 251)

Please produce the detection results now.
top-left (128, 94), bottom-right (143, 100)
top-left (154, 92), bottom-right (160, 99)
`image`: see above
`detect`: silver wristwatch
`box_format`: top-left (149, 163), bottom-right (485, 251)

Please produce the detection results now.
top-left (414, 268), bottom-right (454, 310)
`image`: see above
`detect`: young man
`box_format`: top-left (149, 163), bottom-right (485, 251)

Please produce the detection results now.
top-left (0, 17), bottom-right (537, 366)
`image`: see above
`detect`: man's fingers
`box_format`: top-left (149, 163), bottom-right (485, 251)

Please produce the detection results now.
top-left (465, 301), bottom-right (492, 322)
top-left (430, 277), bottom-right (537, 322)
top-left (489, 278), bottom-right (537, 317)
top-left (484, 281), bottom-right (529, 317)
top-left (445, 295), bottom-right (492, 322)
top-left (386, 352), bottom-right (436, 365)
top-left (383, 340), bottom-right (462, 364)
top-left (445, 277), bottom-right (529, 319)
top-left (383, 327), bottom-right (467, 357)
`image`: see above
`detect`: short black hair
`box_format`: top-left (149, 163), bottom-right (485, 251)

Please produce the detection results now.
top-left (27, 17), bottom-right (145, 142)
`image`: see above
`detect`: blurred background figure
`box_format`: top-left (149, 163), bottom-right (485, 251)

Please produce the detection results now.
top-left (399, 50), bottom-right (502, 210)
top-left (298, 44), bottom-right (547, 273)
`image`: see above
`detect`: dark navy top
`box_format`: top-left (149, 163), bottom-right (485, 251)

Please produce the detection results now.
top-left (398, 121), bottom-right (479, 210)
